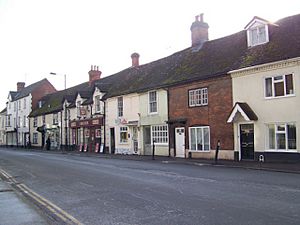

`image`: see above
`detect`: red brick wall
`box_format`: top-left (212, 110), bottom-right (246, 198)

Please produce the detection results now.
top-left (168, 75), bottom-right (233, 152)
top-left (31, 80), bottom-right (57, 110)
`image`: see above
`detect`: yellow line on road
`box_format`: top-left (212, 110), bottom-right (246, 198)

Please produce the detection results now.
top-left (0, 169), bottom-right (83, 225)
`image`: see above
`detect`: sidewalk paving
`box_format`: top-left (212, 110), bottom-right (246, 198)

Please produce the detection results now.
top-left (0, 178), bottom-right (49, 225)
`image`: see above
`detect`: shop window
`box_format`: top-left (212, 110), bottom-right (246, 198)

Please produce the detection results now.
top-left (151, 125), bottom-right (168, 144)
top-left (189, 126), bottom-right (210, 151)
top-left (267, 123), bottom-right (296, 150)
top-left (33, 133), bottom-right (38, 144)
top-left (120, 127), bottom-right (128, 143)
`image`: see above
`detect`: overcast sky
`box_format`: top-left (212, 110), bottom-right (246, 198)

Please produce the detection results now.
top-left (0, 0), bottom-right (299, 108)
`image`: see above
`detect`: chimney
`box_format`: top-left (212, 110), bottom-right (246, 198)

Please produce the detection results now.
top-left (131, 53), bottom-right (140, 67)
top-left (190, 13), bottom-right (209, 47)
top-left (88, 65), bottom-right (102, 86)
top-left (17, 82), bottom-right (25, 92)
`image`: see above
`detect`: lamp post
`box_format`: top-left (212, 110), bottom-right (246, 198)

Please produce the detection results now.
top-left (50, 72), bottom-right (68, 150)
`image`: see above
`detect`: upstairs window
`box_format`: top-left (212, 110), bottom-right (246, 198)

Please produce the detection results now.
top-left (117, 97), bottom-right (123, 117)
top-left (76, 101), bottom-right (81, 117)
top-left (18, 100), bottom-right (21, 110)
top-left (23, 98), bottom-right (26, 109)
top-left (23, 116), bottom-right (27, 127)
top-left (42, 115), bottom-right (45, 124)
top-left (53, 113), bottom-right (58, 125)
top-left (265, 74), bottom-right (294, 98)
top-left (249, 26), bottom-right (267, 46)
top-left (149, 91), bottom-right (157, 113)
top-left (95, 95), bottom-right (101, 113)
top-left (189, 88), bottom-right (208, 107)
top-left (33, 117), bottom-right (37, 127)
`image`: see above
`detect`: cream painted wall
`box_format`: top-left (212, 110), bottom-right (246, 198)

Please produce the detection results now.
top-left (139, 89), bottom-right (169, 156)
top-left (231, 59), bottom-right (300, 154)
top-left (105, 93), bottom-right (141, 154)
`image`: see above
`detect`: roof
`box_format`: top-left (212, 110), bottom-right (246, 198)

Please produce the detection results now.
top-left (227, 102), bottom-right (258, 123)
top-left (13, 78), bottom-right (55, 101)
top-left (0, 108), bottom-right (7, 114)
top-left (9, 91), bottom-right (18, 101)
top-left (30, 14), bottom-right (300, 116)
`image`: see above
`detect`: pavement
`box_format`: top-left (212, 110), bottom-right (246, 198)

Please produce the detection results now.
top-left (0, 147), bottom-right (299, 225)
top-left (0, 177), bottom-right (49, 225)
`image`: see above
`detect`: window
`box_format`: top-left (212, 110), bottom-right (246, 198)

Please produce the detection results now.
top-left (189, 88), bottom-right (208, 107)
top-left (18, 100), bottom-right (21, 110)
top-left (14, 102), bottom-right (16, 112)
top-left (23, 99), bottom-right (26, 109)
top-left (38, 101), bottom-right (42, 108)
top-left (23, 116), bottom-right (27, 127)
top-left (249, 25), bottom-right (267, 46)
top-left (267, 123), bottom-right (296, 150)
top-left (95, 95), bottom-right (101, 113)
top-left (151, 125), bottom-right (168, 144)
top-left (18, 116), bottom-right (20, 127)
top-left (117, 97), bottom-right (123, 117)
top-left (149, 91), bottom-right (157, 113)
top-left (42, 115), bottom-right (45, 124)
top-left (76, 101), bottom-right (81, 117)
top-left (33, 117), bottom-right (37, 127)
top-left (189, 126), bottom-right (210, 151)
top-left (53, 113), bottom-right (58, 124)
top-left (6, 115), bottom-right (11, 127)
top-left (265, 74), bottom-right (294, 98)
top-left (120, 127), bottom-right (128, 143)
top-left (33, 133), bottom-right (38, 144)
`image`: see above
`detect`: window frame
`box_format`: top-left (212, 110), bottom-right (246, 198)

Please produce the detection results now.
top-left (148, 91), bottom-right (158, 114)
top-left (119, 126), bottom-right (128, 143)
top-left (33, 117), bottom-right (38, 127)
top-left (188, 87), bottom-right (208, 107)
top-left (53, 113), bottom-right (58, 125)
top-left (117, 96), bottom-right (123, 117)
top-left (32, 132), bottom-right (38, 144)
top-left (151, 125), bottom-right (168, 145)
top-left (247, 23), bottom-right (269, 47)
top-left (264, 74), bottom-right (295, 99)
top-left (266, 123), bottom-right (297, 152)
top-left (95, 95), bottom-right (101, 113)
top-left (189, 126), bottom-right (210, 152)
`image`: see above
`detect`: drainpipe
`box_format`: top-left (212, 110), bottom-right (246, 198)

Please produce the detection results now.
top-left (102, 100), bottom-right (106, 154)
top-left (166, 88), bottom-right (171, 157)
top-left (60, 111), bottom-right (63, 150)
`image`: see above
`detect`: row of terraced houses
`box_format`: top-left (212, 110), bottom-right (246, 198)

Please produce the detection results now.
top-left (1, 14), bottom-right (300, 162)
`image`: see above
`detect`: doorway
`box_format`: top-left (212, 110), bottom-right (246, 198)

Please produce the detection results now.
top-left (240, 124), bottom-right (254, 160)
top-left (175, 127), bottom-right (185, 158)
top-left (110, 128), bottom-right (115, 154)
top-left (143, 126), bottom-right (151, 155)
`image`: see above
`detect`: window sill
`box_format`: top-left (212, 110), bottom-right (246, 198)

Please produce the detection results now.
top-left (264, 94), bottom-right (295, 100)
top-left (264, 149), bottom-right (298, 153)
top-left (188, 150), bottom-right (211, 153)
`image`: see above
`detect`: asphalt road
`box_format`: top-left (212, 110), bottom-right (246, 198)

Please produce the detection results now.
top-left (0, 148), bottom-right (299, 225)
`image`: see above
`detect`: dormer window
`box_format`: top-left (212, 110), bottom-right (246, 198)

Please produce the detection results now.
top-left (245, 17), bottom-right (270, 47)
top-left (38, 101), bottom-right (43, 108)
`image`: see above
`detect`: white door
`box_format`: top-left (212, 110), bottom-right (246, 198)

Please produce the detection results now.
top-left (175, 127), bottom-right (185, 158)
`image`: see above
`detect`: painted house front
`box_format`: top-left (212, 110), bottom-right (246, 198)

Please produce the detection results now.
top-left (227, 14), bottom-right (300, 162)
top-left (106, 93), bottom-right (140, 155)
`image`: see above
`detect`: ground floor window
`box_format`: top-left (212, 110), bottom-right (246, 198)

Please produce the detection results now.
top-left (189, 126), bottom-right (210, 151)
top-left (267, 123), bottom-right (296, 150)
top-left (120, 127), bottom-right (128, 143)
top-left (151, 125), bottom-right (168, 144)
top-left (33, 133), bottom-right (38, 144)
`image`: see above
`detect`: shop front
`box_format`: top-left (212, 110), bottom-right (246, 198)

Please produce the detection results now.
top-left (70, 117), bottom-right (104, 153)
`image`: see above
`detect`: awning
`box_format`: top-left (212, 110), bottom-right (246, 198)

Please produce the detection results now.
top-left (227, 102), bottom-right (258, 123)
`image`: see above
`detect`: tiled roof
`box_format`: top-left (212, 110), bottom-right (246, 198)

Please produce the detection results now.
top-left (29, 14), bottom-right (300, 116)
top-left (9, 91), bottom-right (18, 101)
top-left (0, 108), bottom-right (7, 114)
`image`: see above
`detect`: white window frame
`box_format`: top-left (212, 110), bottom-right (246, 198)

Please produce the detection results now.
top-left (148, 91), bottom-right (158, 114)
top-left (189, 88), bottom-right (208, 107)
top-left (95, 95), bottom-right (101, 113)
top-left (119, 126), bottom-right (128, 143)
top-left (23, 98), bottom-right (26, 109)
top-left (189, 126), bottom-right (210, 152)
top-left (151, 125), bottom-right (168, 145)
top-left (53, 113), bottom-right (59, 125)
top-left (247, 23), bottom-right (269, 47)
top-left (264, 74), bottom-right (295, 99)
top-left (76, 101), bottom-right (81, 117)
top-left (33, 117), bottom-right (37, 127)
top-left (33, 133), bottom-right (38, 144)
top-left (266, 123), bottom-right (297, 152)
top-left (117, 97), bottom-right (123, 117)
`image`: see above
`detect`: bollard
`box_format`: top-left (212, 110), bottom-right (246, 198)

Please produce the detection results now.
top-left (214, 140), bottom-right (220, 164)
top-left (152, 139), bottom-right (156, 160)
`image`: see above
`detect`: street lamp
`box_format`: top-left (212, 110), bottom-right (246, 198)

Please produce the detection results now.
top-left (50, 72), bottom-right (68, 150)
top-left (50, 72), bottom-right (66, 90)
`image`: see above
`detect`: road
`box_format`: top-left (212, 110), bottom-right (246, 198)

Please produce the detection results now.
top-left (0, 148), bottom-right (299, 225)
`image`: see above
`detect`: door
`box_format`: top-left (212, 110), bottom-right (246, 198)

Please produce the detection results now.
top-left (110, 128), bottom-right (115, 154)
top-left (175, 127), bottom-right (185, 158)
top-left (143, 126), bottom-right (152, 155)
top-left (132, 126), bottom-right (138, 154)
top-left (240, 124), bottom-right (254, 160)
